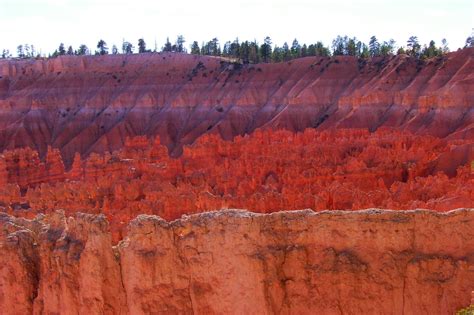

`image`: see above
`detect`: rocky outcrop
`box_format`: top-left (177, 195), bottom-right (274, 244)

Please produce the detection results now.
top-left (0, 49), bottom-right (472, 164)
top-left (0, 209), bottom-right (473, 314)
top-left (0, 146), bottom-right (65, 190)
top-left (0, 212), bottom-right (127, 314)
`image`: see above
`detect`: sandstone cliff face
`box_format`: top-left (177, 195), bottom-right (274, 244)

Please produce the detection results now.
top-left (0, 212), bottom-right (127, 314)
top-left (0, 209), bottom-right (473, 314)
top-left (0, 49), bottom-right (472, 163)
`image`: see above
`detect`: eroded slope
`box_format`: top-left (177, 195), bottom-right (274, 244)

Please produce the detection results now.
top-left (0, 49), bottom-right (472, 164)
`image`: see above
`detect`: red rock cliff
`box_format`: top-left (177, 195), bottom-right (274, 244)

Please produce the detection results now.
top-left (0, 209), bottom-right (473, 314)
top-left (0, 49), bottom-right (472, 164)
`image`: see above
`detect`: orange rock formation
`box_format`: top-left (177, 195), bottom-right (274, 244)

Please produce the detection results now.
top-left (0, 209), bottom-right (473, 314)
top-left (0, 128), bottom-right (472, 242)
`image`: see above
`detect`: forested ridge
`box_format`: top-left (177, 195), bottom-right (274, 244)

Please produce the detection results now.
top-left (2, 33), bottom-right (474, 63)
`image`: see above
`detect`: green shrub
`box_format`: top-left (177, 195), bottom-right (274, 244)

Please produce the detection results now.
top-left (457, 305), bottom-right (474, 315)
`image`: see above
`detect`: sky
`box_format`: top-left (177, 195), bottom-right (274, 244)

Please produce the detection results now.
top-left (0, 0), bottom-right (473, 56)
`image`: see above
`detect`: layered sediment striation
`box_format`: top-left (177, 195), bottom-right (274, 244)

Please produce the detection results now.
top-left (0, 209), bottom-right (473, 314)
top-left (0, 49), bottom-right (472, 164)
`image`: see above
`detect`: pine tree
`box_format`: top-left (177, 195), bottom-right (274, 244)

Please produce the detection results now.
top-left (271, 46), bottom-right (283, 62)
top-left (369, 36), bottom-right (380, 56)
top-left (441, 39), bottom-right (449, 54)
top-left (17, 45), bottom-right (24, 58)
top-left (307, 44), bottom-right (316, 56)
top-left (240, 41), bottom-right (250, 64)
top-left (204, 38), bottom-right (219, 56)
top-left (332, 35), bottom-right (347, 55)
top-left (464, 36), bottom-right (474, 48)
top-left (282, 42), bottom-right (290, 61)
top-left (58, 43), bottom-right (66, 55)
top-left (421, 40), bottom-right (440, 59)
top-left (260, 36), bottom-right (272, 63)
top-left (229, 38), bottom-right (240, 59)
top-left (314, 42), bottom-right (330, 56)
top-left (122, 41), bottom-right (134, 54)
top-left (407, 36), bottom-right (420, 57)
top-left (162, 37), bottom-right (172, 52)
top-left (301, 44), bottom-right (307, 57)
top-left (248, 41), bottom-right (259, 63)
top-left (67, 45), bottom-right (74, 55)
top-left (346, 38), bottom-right (358, 56)
top-left (138, 38), bottom-right (147, 53)
top-left (1, 49), bottom-right (11, 59)
top-left (222, 41), bottom-right (231, 56)
top-left (23, 44), bottom-right (31, 57)
top-left (176, 35), bottom-right (186, 53)
top-left (30, 45), bottom-right (36, 57)
top-left (380, 40), bottom-right (396, 56)
top-left (291, 39), bottom-right (301, 58)
top-left (190, 41), bottom-right (200, 55)
top-left (200, 41), bottom-right (209, 55)
top-left (360, 43), bottom-right (369, 58)
top-left (97, 39), bottom-right (108, 55)
top-left (77, 44), bottom-right (88, 55)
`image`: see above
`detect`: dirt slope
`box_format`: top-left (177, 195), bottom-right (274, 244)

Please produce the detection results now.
top-left (0, 49), bottom-right (472, 164)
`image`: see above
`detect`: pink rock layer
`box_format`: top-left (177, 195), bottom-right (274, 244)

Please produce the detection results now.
top-left (0, 209), bottom-right (473, 314)
top-left (0, 49), bottom-right (472, 165)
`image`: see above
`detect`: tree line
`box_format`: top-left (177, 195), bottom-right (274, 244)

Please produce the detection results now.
top-left (2, 34), bottom-right (474, 63)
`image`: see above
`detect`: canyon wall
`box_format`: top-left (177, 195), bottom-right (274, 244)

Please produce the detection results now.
top-left (0, 49), bottom-right (472, 164)
top-left (0, 50), bottom-right (473, 314)
top-left (0, 209), bottom-right (473, 314)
